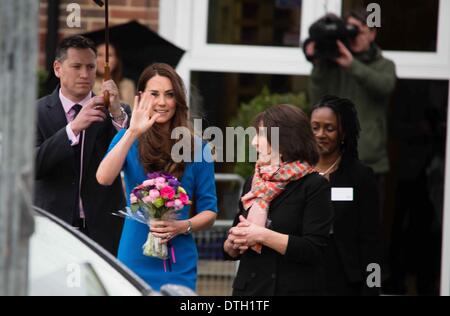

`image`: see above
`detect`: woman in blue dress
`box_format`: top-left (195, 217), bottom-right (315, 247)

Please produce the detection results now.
top-left (96, 63), bottom-right (218, 291)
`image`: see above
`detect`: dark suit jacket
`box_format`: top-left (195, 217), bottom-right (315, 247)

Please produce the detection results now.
top-left (34, 87), bottom-right (130, 254)
top-left (328, 154), bottom-right (380, 295)
top-left (228, 172), bottom-right (333, 296)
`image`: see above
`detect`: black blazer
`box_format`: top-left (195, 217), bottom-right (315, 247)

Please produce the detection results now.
top-left (34, 87), bottom-right (130, 254)
top-left (328, 154), bottom-right (380, 294)
top-left (228, 172), bottom-right (333, 296)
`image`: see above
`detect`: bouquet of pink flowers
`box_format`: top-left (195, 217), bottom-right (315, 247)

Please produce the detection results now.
top-left (126, 172), bottom-right (191, 259)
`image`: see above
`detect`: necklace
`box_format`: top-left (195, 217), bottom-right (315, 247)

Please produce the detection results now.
top-left (318, 155), bottom-right (342, 176)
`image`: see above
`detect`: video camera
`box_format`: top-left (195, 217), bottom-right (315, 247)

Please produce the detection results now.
top-left (303, 14), bottom-right (359, 62)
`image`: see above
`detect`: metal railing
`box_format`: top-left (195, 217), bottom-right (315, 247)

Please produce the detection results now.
top-left (194, 173), bottom-right (244, 296)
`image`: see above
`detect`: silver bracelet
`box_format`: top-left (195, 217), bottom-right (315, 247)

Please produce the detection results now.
top-left (109, 106), bottom-right (126, 121)
top-left (183, 220), bottom-right (193, 235)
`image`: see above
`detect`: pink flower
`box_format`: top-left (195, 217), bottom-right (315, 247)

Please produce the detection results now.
top-left (156, 183), bottom-right (166, 190)
top-left (130, 194), bottom-right (137, 204)
top-left (142, 195), bottom-right (153, 203)
top-left (149, 189), bottom-right (160, 199)
top-left (160, 186), bottom-right (175, 199)
top-left (179, 193), bottom-right (189, 205)
top-left (143, 179), bottom-right (155, 187)
top-left (173, 199), bottom-right (185, 211)
top-left (155, 177), bottom-right (166, 184)
top-left (165, 200), bottom-right (175, 208)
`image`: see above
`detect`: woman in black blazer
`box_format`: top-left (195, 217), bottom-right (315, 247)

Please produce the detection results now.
top-left (311, 95), bottom-right (381, 295)
top-left (224, 104), bottom-right (333, 296)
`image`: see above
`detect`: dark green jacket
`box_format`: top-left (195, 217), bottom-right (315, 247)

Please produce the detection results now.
top-left (309, 45), bottom-right (396, 173)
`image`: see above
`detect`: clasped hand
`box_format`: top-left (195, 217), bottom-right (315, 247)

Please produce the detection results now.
top-left (226, 216), bottom-right (265, 254)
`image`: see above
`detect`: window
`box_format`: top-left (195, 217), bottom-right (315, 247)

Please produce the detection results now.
top-left (208, 0), bottom-right (302, 47)
top-left (191, 71), bottom-right (308, 127)
top-left (342, 0), bottom-right (439, 51)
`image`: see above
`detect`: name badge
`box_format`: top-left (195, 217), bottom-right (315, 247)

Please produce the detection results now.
top-left (331, 187), bottom-right (354, 201)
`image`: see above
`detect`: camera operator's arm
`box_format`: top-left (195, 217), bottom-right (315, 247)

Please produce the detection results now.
top-left (334, 40), bottom-right (354, 68)
top-left (347, 58), bottom-right (396, 98)
top-left (307, 42), bottom-right (338, 103)
top-left (336, 41), bottom-right (396, 98)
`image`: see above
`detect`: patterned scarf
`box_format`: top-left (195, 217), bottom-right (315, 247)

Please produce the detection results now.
top-left (241, 160), bottom-right (315, 253)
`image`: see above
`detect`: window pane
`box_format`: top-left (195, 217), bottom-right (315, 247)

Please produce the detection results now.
top-left (208, 0), bottom-right (302, 47)
top-left (342, 0), bottom-right (439, 51)
top-left (191, 71), bottom-right (309, 133)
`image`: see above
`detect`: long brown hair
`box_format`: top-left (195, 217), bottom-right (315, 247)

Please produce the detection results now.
top-left (137, 63), bottom-right (193, 178)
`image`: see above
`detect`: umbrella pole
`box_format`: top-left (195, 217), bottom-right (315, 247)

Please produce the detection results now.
top-left (103, 0), bottom-right (110, 108)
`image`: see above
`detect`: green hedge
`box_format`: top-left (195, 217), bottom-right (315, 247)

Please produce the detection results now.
top-left (230, 87), bottom-right (309, 179)
top-left (37, 69), bottom-right (48, 99)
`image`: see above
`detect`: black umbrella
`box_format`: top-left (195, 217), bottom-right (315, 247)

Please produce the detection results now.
top-left (82, 20), bottom-right (186, 83)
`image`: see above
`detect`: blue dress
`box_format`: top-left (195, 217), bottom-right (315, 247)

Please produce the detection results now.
top-left (107, 129), bottom-right (218, 291)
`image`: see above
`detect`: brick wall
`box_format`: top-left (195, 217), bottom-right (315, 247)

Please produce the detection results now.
top-left (39, 0), bottom-right (159, 69)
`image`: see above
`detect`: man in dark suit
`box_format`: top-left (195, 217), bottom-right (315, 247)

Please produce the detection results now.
top-left (35, 35), bottom-right (130, 255)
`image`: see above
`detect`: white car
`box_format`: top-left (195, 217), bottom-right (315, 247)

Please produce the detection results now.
top-left (29, 207), bottom-right (196, 296)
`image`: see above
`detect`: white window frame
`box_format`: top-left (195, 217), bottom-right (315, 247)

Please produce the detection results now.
top-left (161, 0), bottom-right (450, 80)
top-left (160, 0), bottom-right (450, 295)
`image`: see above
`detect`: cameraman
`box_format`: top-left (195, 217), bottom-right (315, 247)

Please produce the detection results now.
top-left (306, 11), bottom-right (396, 185)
